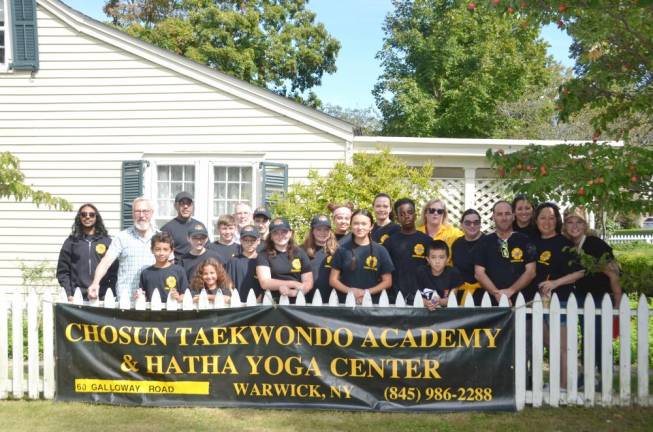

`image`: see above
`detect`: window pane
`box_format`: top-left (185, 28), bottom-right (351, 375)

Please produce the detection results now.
top-left (228, 183), bottom-right (240, 200)
top-left (242, 182), bottom-right (252, 200)
top-left (171, 182), bottom-right (183, 196)
top-left (215, 167), bottom-right (226, 181)
top-left (216, 183), bottom-right (226, 199)
top-left (157, 182), bottom-right (170, 199)
top-left (157, 166), bottom-right (169, 182)
top-left (228, 167), bottom-right (239, 180)
top-left (242, 167), bottom-right (252, 182)
top-left (171, 166), bottom-right (183, 181)
top-left (184, 166), bottom-right (195, 181)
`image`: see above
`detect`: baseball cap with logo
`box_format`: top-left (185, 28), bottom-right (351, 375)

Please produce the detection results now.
top-left (188, 223), bottom-right (208, 238)
top-left (310, 214), bottom-right (332, 229)
top-left (269, 218), bottom-right (291, 232)
top-left (253, 207), bottom-right (271, 220)
top-left (240, 225), bottom-right (260, 239)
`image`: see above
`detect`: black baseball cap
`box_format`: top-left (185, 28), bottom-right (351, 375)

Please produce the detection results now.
top-left (240, 225), bottom-right (260, 239)
top-left (188, 223), bottom-right (208, 237)
top-left (269, 218), bottom-right (291, 232)
top-left (175, 191), bottom-right (193, 203)
top-left (310, 214), bottom-right (331, 229)
top-left (253, 207), bottom-right (271, 220)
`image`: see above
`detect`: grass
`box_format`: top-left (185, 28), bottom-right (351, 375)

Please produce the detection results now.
top-left (0, 401), bottom-right (652, 432)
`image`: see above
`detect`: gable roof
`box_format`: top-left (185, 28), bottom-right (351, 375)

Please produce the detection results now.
top-left (39, 0), bottom-right (355, 141)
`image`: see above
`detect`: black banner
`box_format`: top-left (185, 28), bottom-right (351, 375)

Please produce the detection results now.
top-left (55, 304), bottom-right (515, 411)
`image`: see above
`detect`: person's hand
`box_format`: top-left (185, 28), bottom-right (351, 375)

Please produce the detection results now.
top-left (424, 297), bottom-right (437, 311)
top-left (87, 282), bottom-right (100, 300)
top-left (350, 288), bottom-right (366, 304)
top-left (134, 288), bottom-right (145, 300)
top-left (538, 280), bottom-right (557, 296)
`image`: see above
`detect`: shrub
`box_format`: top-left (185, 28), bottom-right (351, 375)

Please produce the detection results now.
top-left (613, 242), bottom-right (653, 298)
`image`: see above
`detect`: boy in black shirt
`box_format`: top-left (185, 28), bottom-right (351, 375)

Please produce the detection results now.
top-left (416, 240), bottom-right (463, 310)
top-left (138, 232), bottom-right (188, 302)
top-left (227, 225), bottom-right (263, 303)
top-left (209, 214), bottom-right (240, 263)
top-left (180, 224), bottom-right (225, 280)
top-left (383, 198), bottom-right (432, 304)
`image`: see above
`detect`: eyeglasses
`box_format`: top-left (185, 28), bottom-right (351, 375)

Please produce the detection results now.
top-left (463, 220), bottom-right (481, 227)
top-left (498, 239), bottom-right (509, 258)
top-left (427, 208), bottom-right (445, 215)
top-left (133, 209), bottom-right (152, 214)
top-left (80, 212), bottom-right (96, 218)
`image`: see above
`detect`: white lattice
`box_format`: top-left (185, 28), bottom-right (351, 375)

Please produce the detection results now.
top-left (475, 179), bottom-right (509, 231)
top-left (437, 178), bottom-right (466, 224)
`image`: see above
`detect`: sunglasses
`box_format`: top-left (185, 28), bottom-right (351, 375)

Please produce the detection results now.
top-left (80, 212), bottom-right (96, 218)
top-left (427, 208), bottom-right (445, 215)
top-left (463, 220), bottom-right (481, 226)
top-left (498, 239), bottom-right (509, 258)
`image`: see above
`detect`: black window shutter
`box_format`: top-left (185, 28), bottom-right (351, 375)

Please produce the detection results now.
top-left (260, 162), bottom-right (288, 206)
top-left (11, 0), bottom-right (39, 71)
top-left (121, 161), bottom-right (145, 229)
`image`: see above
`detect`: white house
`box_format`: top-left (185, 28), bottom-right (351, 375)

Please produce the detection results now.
top-left (0, 0), bottom-right (589, 293)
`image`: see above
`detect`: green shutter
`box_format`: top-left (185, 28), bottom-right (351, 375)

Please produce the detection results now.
top-left (10, 0), bottom-right (38, 71)
top-left (260, 162), bottom-right (288, 206)
top-left (121, 160), bottom-right (145, 229)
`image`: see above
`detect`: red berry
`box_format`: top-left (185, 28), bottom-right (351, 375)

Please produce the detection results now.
top-left (493, 0), bottom-right (500, 4)
top-left (631, 175), bottom-right (638, 183)
top-left (578, 186), bottom-right (585, 196)
top-left (498, 168), bottom-right (506, 178)
top-left (507, 7), bottom-right (514, 14)
top-left (539, 165), bottom-right (548, 176)
top-left (559, 4), bottom-right (567, 13)
top-left (467, 2), bottom-right (476, 10)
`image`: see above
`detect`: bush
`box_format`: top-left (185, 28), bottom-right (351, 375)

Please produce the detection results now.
top-left (613, 242), bottom-right (653, 298)
top-left (612, 229), bottom-right (653, 236)
top-left (272, 149), bottom-right (438, 239)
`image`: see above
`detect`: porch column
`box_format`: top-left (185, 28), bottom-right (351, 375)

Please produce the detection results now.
top-left (464, 168), bottom-right (476, 210)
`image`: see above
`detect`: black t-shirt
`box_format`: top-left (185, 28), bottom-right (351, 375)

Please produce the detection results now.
top-left (226, 253), bottom-right (261, 303)
top-left (331, 239), bottom-right (394, 303)
top-left (383, 231), bottom-right (432, 303)
top-left (139, 264), bottom-right (188, 302)
top-left (336, 232), bottom-right (352, 244)
top-left (179, 249), bottom-right (225, 281)
top-left (256, 247), bottom-right (311, 302)
top-left (451, 234), bottom-right (485, 284)
top-left (303, 246), bottom-right (334, 303)
top-left (532, 234), bottom-right (582, 302)
top-left (514, 224), bottom-right (540, 243)
top-left (474, 231), bottom-right (537, 301)
top-left (575, 236), bottom-right (615, 304)
top-left (161, 217), bottom-right (207, 261)
top-left (415, 266), bottom-right (464, 300)
top-left (371, 222), bottom-right (400, 245)
top-left (208, 242), bottom-right (240, 264)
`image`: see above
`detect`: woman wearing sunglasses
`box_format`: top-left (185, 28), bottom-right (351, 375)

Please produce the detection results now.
top-left (417, 199), bottom-right (463, 253)
top-left (450, 209), bottom-right (485, 305)
top-left (57, 203), bottom-right (118, 300)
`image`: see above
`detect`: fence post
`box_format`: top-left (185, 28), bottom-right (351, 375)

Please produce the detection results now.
top-left (637, 294), bottom-right (650, 406)
top-left (549, 294), bottom-right (561, 407)
top-left (515, 293), bottom-right (526, 411)
top-left (600, 294), bottom-right (613, 406)
top-left (532, 293), bottom-right (543, 407)
top-left (583, 295), bottom-right (596, 406)
top-left (566, 293), bottom-right (579, 405)
top-left (40, 288), bottom-right (54, 400)
top-left (27, 289), bottom-right (39, 399)
top-left (0, 292), bottom-right (8, 399)
top-left (618, 295), bottom-right (631, 406)
top-left (12, 291), bottom-right (24, 398)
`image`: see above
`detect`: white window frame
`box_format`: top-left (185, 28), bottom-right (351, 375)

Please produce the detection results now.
top-left (0, 0), bottom-right (11, 72)
top-left (144, 156), bottom-right (261, 235)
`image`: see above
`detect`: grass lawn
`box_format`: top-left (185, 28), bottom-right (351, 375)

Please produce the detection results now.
top-left (0, 401), bottom-right (651, 432)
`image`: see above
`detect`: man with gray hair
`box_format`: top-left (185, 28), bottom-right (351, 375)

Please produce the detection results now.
top-left (87, 197), bottom-right (157, 301)
top-left (233, 202), bottom-right (253, 243)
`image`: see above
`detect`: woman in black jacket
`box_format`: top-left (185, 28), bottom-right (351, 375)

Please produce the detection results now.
top-left (57, 203), bottom-right (118, 300)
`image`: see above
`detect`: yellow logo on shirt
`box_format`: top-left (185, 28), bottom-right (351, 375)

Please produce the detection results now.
top-left (291, 258), bottom-right (302, 272)
top-left (95, 244), bottom-right (107, 255)
top-left (165, 276), bottom-right (177, 290)
top-left (511, 247), bottom-right (524, 262)
top-left (539, 250), bottom-right (551, 265)
top-left (413, 243), bottom-right (425, 258)
top-left (380, 234), bottom-right (389, 244)
top-left (364, 255), bottom-right (378, 271)
top-left (325, 255), bottom-right (333, 268)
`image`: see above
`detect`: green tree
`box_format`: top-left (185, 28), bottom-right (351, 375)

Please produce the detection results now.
top-left (272, 150), bottom-right (438, 239)
top-left (320, 104), bottom-right (382, 136)
top-left (1, 152), bottom-right (71, 211)
top-left (374, 0), bottom-right (553, 138)
top-left (486, 143), bottom-right (653, 237)
top-left (103, 0), bottom-right (340, 106)
top-left (502, 1), bottom-right (653, 142)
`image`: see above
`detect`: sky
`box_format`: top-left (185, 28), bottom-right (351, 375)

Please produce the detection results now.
top-left (61, 0), bottom-right (574, 109)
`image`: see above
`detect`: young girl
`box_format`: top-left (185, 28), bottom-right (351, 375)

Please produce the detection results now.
top-left (512, 194), bottom-right (538, 241)
top-left (370, 193), bottom-right (400, 245)
top-left (328, 202), bottom-right (354, 242)
top-left (187, 258), bottom-right (233, 304)
top-left (256, 218), bottom-right (313, 303)
top-left (329, 209), bottom-right (394, 305)
top-left (302, 215), bottom-right (339, 302)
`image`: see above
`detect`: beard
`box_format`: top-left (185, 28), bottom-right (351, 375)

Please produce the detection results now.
top-left (133, 220), bottom-right (151, 231)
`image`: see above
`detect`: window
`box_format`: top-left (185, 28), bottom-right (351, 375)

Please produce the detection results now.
top-left (1, 1), bottom-right (6, 66)
top-left (213, 166), bottom-right (253, 217)
top-left (155, 164), bottom-right (196, 228)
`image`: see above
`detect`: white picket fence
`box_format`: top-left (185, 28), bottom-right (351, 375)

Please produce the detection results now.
top-left (0, 286), bottom-right (650, 410)
top-left (607, 234), bottom-right (653, 244)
